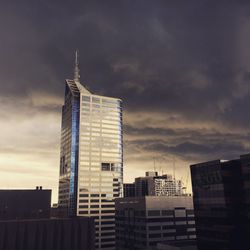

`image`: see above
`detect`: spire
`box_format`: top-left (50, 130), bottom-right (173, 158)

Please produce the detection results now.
top-left (74, 49), bottom-right (80, 82)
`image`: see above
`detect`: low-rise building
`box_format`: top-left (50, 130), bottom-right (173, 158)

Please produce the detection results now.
top-left (0, 187), bottom-right (51, 220)
top-left (115, 196), bottom-right (195, 250)
top-left (0, 217), bottom-right (95, 250)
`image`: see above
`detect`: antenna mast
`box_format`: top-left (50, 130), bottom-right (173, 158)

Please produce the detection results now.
top-left (74, 49), bottom-right (80, 82)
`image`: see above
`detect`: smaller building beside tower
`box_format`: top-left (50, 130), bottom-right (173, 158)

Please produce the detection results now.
top-left (0, 187), bottom-right (51, 220)
top-left (0, 187), bottom-right (95, 250)
top-left (115, 196), bottom-right (195, 250)
top-left (190, 154), bottom-right (250, 250)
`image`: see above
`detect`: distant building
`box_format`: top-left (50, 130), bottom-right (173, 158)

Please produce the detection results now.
top-left (124, 172), bottom-right (185, 198)
top-left (0, 187), bottom-right (51, 220)
top-left (190, 154), bottom-right (250, 250)
top-left (0, 217), bottom-right (95, 250)
top-left (123, 183), bottom-right (135, 198)
top-left (115, 196), bottom-right (196, 250)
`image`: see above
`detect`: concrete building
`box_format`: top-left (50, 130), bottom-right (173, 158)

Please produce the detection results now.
top-left (115, 196), bottom-right (196, 250)
top-left (190, 154), bottom-right (250, 250)
top-left (58, 51), bottom-right (123, 250)
top-left (0, 187), bottom-right (51, 220)
top-left (0, 217), bottom-right (95, 250)
top-left (124, 172), bottom-right (184, 198)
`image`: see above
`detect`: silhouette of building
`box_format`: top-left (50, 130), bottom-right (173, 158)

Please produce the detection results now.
top-left (190, 154), bottom-right (250, 250)
top-left (115, 196), bottom-right (195, 250)
top-left (58, 51), bottom-right (123, 250)
top-left (0, 187), bottom-right (51, 220)
top-left (0, 217), bottom-right (94, 250)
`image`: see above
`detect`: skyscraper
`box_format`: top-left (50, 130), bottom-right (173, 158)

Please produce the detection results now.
top-left (58, 51), bottom-right (123, 250)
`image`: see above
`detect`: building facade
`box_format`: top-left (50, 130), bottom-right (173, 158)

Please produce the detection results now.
top-left (0, 187), bottom-right (51, 220)
top-left (58, 51), bottom-right (123, 250)
top-left (0, 217), bottom-right (95, 250)
top-left (115, 196), bottom-right (196, 250)
top-left (125, 172), bottom-right (184, 198)
top-left (190, 155), bottom-right (250, 250)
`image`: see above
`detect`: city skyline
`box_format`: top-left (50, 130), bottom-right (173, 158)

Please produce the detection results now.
top-left (1, 1), bottom-right (250, 203)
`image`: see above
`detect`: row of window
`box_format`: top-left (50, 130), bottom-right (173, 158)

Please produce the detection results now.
top-left (82, 94), bottom-right (120, 104)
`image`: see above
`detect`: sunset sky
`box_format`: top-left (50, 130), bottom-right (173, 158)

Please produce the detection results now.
top-left (1, 1), bottom-right (250, 203)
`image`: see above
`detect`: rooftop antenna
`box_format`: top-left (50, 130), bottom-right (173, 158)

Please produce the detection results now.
top-left (74, 49), bottom-right (80, 82)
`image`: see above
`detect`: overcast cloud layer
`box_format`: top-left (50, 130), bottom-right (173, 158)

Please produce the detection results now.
top-left (1, 1), bottom-right (250, 202)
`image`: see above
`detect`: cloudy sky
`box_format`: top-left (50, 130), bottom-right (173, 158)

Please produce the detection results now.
top-left (1, 1), bottom-right (250, 203)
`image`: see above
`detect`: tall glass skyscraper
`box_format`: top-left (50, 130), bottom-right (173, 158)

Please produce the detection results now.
top-left (58, 51), bottom-right (123, 250)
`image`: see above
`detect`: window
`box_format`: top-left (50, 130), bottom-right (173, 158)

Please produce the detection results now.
top-left (162, 210), bottom-right (174, 216)
top-left (148, 233), bottom-right (161, 238)
top-left (149, 226), bottom-right (161, 230)
top-left (101, 163), bottom-right (110, 171)
top-left (92, 97), bottom-right (100, 103)
top-left (101, 216), bottom-right (114, 219)
top-left (82, 96), bottom-right (90, 102)
top-left (79, 205), bottom-right (88, 208)
top-left (91, 199), bottom-right (99, 203)
top-left (90, 210), bottom-right (99, 214)
top-left (102, 210), bottom-right (115, 213)
top-left (79, 211), bottom-right (88, 214)
top-left (101, 227), bottom-right (115, 231)
top-left (91, 194), bottom-right (99, 197)
top-left (79, 194), bottom-right (89, 197)
top-left (79, 199), bottom-right (88, 203)
top-left (101, 204), bottom-right (114, 208)
top-left (101, 221), bottom-right (115, 225)
top-left (148, 210), bottom-right (160, 216)
top-left (174, 208), bottom-right (186, 217)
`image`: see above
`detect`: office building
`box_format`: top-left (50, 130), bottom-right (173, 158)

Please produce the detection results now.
top-left (0, 187), bottom-right (51, 220)
top-left (115, 196), bottom-right (196, 250)
top-left (190, 154), bottom-right (250, 250)
top-left (124, 172), bottom-right (184, 198)
top-left (58, 51), bottom-right (123, 250)
top-left (0, 217), bottom-right (94, 250)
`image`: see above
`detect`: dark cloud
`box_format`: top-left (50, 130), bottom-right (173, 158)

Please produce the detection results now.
top-left (0, 0), bottom-right (243, 129)
top-left (1, 1), bottom-right (250, 194)
top-left (124, 123), bottom-right (250, 162)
